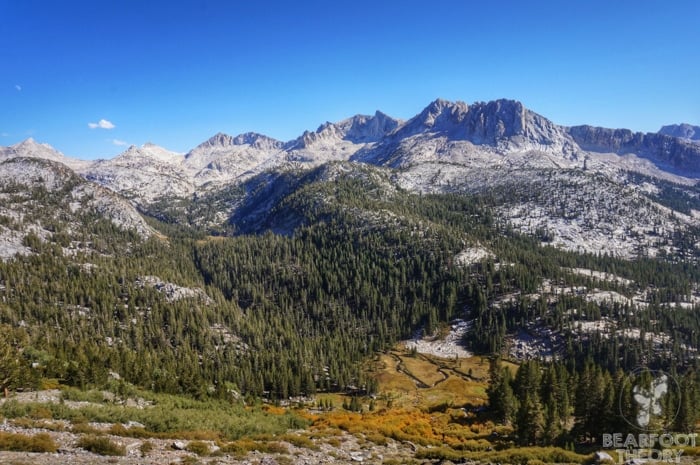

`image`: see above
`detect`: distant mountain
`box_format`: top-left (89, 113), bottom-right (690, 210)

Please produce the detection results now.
top-left (183, 132), bottom-right (284, 188)
top-left (351, 98), bottom-right (577, 167)
top-left (283, 111), bottom-right (401, 166)
top-left (4, 98), bottom-right (700, 259)
top-left (7, 99), bottom-right (700, 206)
top-left (289, 111), bottom-right (401, 149)
top-left (84, 143), bottom-right (194, 204)
top-left (0, 138), bottom-right (90, 171)
top-left (659, 123), bottom-right (700, 142)
top-left (568, 125), bottom-right (700, 174)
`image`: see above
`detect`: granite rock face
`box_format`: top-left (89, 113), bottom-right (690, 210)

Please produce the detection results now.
top-left (568, 125), bottom-right (700, 173)
top-left (290, 111), bottom-right (401, 149)
top-left (659, 123), bottom-right (700, 142)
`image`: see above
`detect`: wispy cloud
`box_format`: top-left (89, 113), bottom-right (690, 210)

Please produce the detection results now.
top-left (14, 84), bottom-right (22, 92)
top-left (88, 119), bottom-right (115, 130)
top-left (1, 132), bottom-right (9, 137)
top-left (111, 139), bottom-right (128, 146)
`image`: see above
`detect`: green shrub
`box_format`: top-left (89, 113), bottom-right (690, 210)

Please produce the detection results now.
top-left (279, 433), bottom-right (317, 450)
top-left (416, 446), bottom-right (592, 464)
top-left (0, 392), bottom-right (308, 442)
top-left (71, 421), bottom-right (101, 435)
top-left (28, 405), bottom-right (52, 420)
top-left (139, 440), bottom-right (154, 455)
top-left (365, 432), bottom-right (388, 446)
top-left (325, 437), bottom-right (341, 447)
top-left (76, 435), bottom-right (126, 456)
top-left (60, 387), bottom-right (106, 403)
top-left (0, 432), bottom-right (58, 453)
top-left (186, 440), bottom-right (210, 456)
top-left (265, 441), bottom-right (290, 454)
top-left (108, 422), bottom-right (152, 438)
top-left (220, 438), bottom-right (282, 455)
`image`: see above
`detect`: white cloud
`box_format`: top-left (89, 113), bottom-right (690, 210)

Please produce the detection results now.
top-left (88, 119), bottom-right (116, 130)
top-left (1, 132), bottom-right (9, 137)
top-left (111, 139), bottom-right (128, 146)
top-left (14, 84), bottom-right (21, 91)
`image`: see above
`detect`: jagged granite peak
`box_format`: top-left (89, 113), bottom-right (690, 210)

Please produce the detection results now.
top-left (352, 98), bottom-right (574, 167)
top-left (391, 98), bottom-right (564, 146)
top-left (464, 99), bottom-right (527, 143)
top-left (290, 111), bottom-right (401, 149)
top-left (26, 97), bottom-right (700, 208)
top-left (469, 99), bottom-right (569, 147)
top-left (568, 125), bottom-right (700, 173)
top-left (13, 137), bottom-right (52, 150)
top-left (396, 98), bottom-right (469, 136)
top-left (182, 132), bottom-right (285, 189)
top-left (194, 132), bottom-right (283, 152)
top-left (233, 132), bottom-right (284, 150)
top-left (203, 132), bottom-right (235, 146)
top-left (338, 110), bottom-right (402, 143)
top-left (659, 123), bottom-right (700, 142)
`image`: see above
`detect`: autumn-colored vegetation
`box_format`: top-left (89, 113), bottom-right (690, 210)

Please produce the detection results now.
top-left (0, 432), bottom-right (58, 453)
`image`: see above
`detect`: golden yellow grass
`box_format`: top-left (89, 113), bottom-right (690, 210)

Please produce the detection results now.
top-left (366, 350), bottom-right (490, 410)
top-left (372, 353), bottom-right (416, 395)
top-left (399, 355), bottom-right (446, 386)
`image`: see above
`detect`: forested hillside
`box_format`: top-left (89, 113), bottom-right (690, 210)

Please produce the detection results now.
top-left (1, 166), bottom-right (698, 405)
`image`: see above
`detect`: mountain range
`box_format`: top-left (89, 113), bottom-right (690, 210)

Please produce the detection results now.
top-left (2, 98), bottom-right (700, 260)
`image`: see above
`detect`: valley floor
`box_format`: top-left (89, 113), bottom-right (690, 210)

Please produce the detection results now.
top-left (0, 348), bottom-right (697, 464)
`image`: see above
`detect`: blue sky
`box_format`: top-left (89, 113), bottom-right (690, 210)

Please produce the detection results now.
top-left (1, 0), bottom-right (698, 159)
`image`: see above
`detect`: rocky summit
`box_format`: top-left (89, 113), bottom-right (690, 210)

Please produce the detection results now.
top-left (3, 98), bottom-right (700, 261)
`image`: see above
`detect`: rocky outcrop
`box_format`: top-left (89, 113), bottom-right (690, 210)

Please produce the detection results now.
top-left (387, 98), bottom-right (566, 146)
top-left (289, 111), bottom-right (401, 149)
top-left (341, 111), bottom-right (401, 143)
top-left (194, 132), bottom-right (284, 152)
top-left (568, 125), bottom-right (700, 173)
top-left (659, 123), bottom-right (700, 142)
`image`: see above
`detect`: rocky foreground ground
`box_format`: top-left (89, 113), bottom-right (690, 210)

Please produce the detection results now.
top-left (0, 422), bottom-right (415, 465)
top-left (0, 390), bottom-right (415, 465)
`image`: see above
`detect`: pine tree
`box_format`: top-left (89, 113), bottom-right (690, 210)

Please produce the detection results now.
top-left (488, 366), bottom-right (517, 424)
top-left (514, 361), bottom-right (545, 445)
top-left (543, 395), bottom-right (561, 445)
top-left (674, 372), bottom-right (698, 433)
top-left (516, 395), bottom-right (545, 445)
top-left (0, 326), bottom-right (30, 394)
